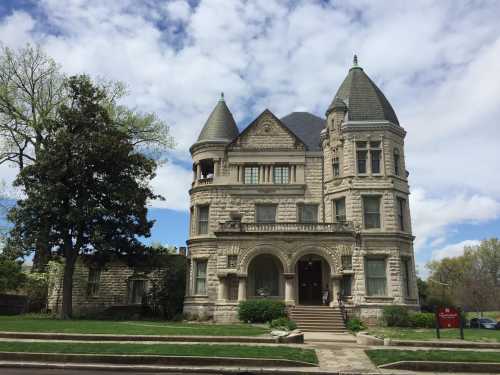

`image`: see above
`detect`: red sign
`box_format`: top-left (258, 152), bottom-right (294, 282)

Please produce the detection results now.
top-left (437, 307), bottom-right (460, 328)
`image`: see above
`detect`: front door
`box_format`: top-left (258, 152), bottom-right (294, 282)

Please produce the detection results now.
top-left (298, 260), bottom-right (322, 305)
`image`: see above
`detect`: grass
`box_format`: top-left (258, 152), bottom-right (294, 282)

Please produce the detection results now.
top-left (0, 315), bottom-right (268, 337)
top-left (368, 327), bottom-right (500, 343)
top-left (0, 341), bottom-right (318, 364)
top-left (366, 349), bottom-right (500, 366)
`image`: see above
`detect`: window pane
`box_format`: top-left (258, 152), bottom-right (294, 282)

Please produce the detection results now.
top-left (366, 258), bottom-right (387, 296)
top-left (198, 206), bottom-right (209, 234)
top-left (371, 150), bottom-right (381, 174)
top-left (356, 141), bottom-right (367, 149)
top-left (299, 204), bottom-right (318, 223)
top-left (195, 260), bottom-right (207, 295)
top-left (341, 255), bottom-right (352, 270)
top-left (341, 275), bottom-right (352, 296)
top-left (398, 198), bottom-right (405, 231)
top-left (227, 275), bottom-right (239, 300)
top-left (363, 196), bottom-right (380, 229)
top-left (367, 277), bottom-right (387, 296)
top-left (256, 205), bottom-right (276, 223)
top-left (273, 166), bottom-right (289, 184)
top-left (244, 166), bottom-right (259, 184)
top-left (227, 255), bottom-right (237, 268)
top-left (332, 158), bottom-right (340, 177)
top-left (357, 151), bottom-right (367, 173)
top-left (335, 198), bottom-right (346, 222)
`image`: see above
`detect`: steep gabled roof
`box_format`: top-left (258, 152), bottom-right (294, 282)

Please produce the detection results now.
top-left (195, 94), bottom-right (239, 144)
top-left (326, 56), bottom-right (399, 125)
top-left (280, 112), bottom-right (325, 151)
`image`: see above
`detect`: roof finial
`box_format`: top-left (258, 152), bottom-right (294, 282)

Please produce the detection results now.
top-left (220, 92), bottom-right (224, 101)
top-left (353, 54), bottom-right (358, 67)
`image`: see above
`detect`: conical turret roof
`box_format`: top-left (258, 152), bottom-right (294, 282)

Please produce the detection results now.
top-left (195, 93), bottom-right (239, 144)
top-left (326, 56), bottom-right (399, 125)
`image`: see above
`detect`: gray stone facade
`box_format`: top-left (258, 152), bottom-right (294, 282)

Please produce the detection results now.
top-left (184, 60), bottom-right (419, 324)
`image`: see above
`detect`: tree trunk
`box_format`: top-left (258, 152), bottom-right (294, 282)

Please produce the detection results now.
top-left (61, 251), bottom-right (77, 319)
top-left (32, 224), bottom-right (51, 272)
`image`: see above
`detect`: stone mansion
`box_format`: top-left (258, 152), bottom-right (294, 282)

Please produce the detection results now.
top-left (184, 57), bottom-right (419, 323)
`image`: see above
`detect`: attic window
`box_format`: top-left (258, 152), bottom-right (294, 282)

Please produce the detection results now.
top-left (199, 159), bottom-right (214, 179)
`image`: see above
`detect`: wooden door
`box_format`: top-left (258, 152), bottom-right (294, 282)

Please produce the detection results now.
top-left (298, 260), bottom-right (322, 305)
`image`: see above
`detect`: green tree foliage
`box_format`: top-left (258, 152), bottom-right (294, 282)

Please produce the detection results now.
top-left (426, 238), bottom-right (500, 314)
top-left (0, 45), bottom-right (174, 271)
top-left (7, 75), bottom-right (160, 318)
top-left (0, 256), bottom-right (26, 293)
top-left (155, 254), bottom-right (187, 320)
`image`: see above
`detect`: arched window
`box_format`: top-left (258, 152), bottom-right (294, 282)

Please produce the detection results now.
top-left (248, 254), bottom-right (282, 297)
top-left (393, 148), bottom-right (400, 176)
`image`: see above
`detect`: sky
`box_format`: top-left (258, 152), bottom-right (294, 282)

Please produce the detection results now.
top-left (1, 0), bottom-right (499, 277)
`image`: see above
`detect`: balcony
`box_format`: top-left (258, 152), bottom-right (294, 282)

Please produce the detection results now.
top-left (216, 221), bottom-right (355, 234)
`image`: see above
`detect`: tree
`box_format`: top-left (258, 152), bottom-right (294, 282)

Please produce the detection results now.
top-left (0, 45), bottom-right (174, 271)
top-left (8, 75), bottom-right (160, 318)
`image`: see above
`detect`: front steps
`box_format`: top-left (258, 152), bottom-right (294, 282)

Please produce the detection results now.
top-left (289, 305), bottom-right (347, 333)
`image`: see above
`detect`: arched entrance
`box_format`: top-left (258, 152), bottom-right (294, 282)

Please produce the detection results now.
top-left (296, 254), bottom-right (331, 305)
top-left (247, 254), bottom-right (284, 299)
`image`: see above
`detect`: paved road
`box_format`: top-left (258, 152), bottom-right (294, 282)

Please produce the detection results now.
top-left (0, 369), bottom-right (222, 375)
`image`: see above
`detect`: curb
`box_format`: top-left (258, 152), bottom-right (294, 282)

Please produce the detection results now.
top-left (0, 351), bottom-right (317, 368)
top-left (379, 360), bottom-right (500, 373)
top-left (0, 361), bottom-right (409, 375)
top-left (0, 331), bottom-right (277, 344)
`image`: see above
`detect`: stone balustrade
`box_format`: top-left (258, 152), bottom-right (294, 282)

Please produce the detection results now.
top-left (217, 221), bottom-right (355, 233)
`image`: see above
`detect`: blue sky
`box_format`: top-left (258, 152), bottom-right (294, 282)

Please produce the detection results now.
top-left (1, 0), bottom-right (500, 277)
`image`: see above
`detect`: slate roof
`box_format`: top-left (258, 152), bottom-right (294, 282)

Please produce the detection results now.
top-left (280, 112), bottom-right (325, 151)
top-left (195, 95), bottom-right (239, 144)
top-left (326, 64), bottom-right (399, 125)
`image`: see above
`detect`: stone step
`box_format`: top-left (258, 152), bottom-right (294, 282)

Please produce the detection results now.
top-left (290, 305), bottom-right (347, 333)
top-left (290, 313), bottom-right (343, 318)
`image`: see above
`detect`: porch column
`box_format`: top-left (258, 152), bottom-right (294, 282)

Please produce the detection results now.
top-left (213, 159), bottom-right (219, 178)
top-left (237, 275), bottom-right (247, 301)
top-left (283, 273), bottom-right (295, 305)
top-left (217, 275), bottom-right (227, 301)
top-left (329, 274), bottom-right (342, 307)
top-left (196, 163), bottom-right (201, 180)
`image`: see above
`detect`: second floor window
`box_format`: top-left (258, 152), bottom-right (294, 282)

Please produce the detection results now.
top-left (244, 166), bottom-right (259, 184)
top-left (370, 141), bottom-right (381, 174)
top-left (256, 204), bottom-right (276, 223)
top-left (273, 166), bottom-right (289, 184)
top-left (341, 255), bottom-right (352, 270)
top-left (198, 205), bottom-right (209, 234)
top-left (356, 143), bottom-right (367, 174)
top-left (333, 198), bottom-right (346, 222)
top-left (332, 157), bottom-right (340, 177)
top-left (363, 196), bottom-right (381, 229)
top-left (298, 204), bottom-right (318, 223)
top-left (398, 197), bottom-right (406, 231)
top-left (401, 257), bottom-right (412, 298)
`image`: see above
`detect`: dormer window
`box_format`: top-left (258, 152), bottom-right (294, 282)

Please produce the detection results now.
top-left (244, 166), bottom-right (259, 184)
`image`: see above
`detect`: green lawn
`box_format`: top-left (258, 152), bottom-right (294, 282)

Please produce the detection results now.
top-left (368, 327), bottom-right (500, 343)
top-left (0, 341), bottom-right (317, 364)
top-left (0, 315), bottom-right (268, 337)
top-left (366, 349), bottom-right (500, 366)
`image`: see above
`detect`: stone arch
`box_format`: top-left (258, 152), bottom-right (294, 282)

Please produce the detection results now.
top-left (239, 244), bottom-right (290, 274)
top-left (290, 245), bottom-right (339, 275)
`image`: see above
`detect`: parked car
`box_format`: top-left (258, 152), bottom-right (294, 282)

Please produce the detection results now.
top-left (469, 318), bottom-right (498, 329)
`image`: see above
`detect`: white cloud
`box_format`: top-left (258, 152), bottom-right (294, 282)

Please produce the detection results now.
top-left (0, 11), bottom-right (35, 47)
top-left (431, 239), bottom-right (481, 260)
top-left (410, 188), bottom-right (500, 252)
top-left (150, 161), bottom-right (192, 211)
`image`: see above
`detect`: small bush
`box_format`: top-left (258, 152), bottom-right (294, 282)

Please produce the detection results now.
top-left (238, 300), bottom-right (286, 323)
top-left (383, 306), bottom-right (410, 327)
top-left (346, 318), bottom-right (366, 332)
top-left (269, 317), bottom-right (297, 331)
top-left (409, 312), bottom-right (435, 328)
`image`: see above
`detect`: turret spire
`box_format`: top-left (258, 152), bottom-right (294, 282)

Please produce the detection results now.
top-left (353, 54), bottom-right (358, 67)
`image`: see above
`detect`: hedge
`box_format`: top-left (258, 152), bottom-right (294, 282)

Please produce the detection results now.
top-left (238, 300), bottom-right (286, 323)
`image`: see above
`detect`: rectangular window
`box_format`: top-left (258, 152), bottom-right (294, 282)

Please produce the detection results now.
top-left (371, 149), bottom-right (381, 174)
top-left (401, 258), bottom-right (411, 297)
top-left (227, 255), bottom-right (237, 268)
top-left (334, 198), bottom-right (346, 222)
top-left (398, 197), bottom-right (406, 231)
top-left (86, 269), bottom-right (101, 297)
top-left (332, 157), bottom-right (340, 177)
top-left (363, 196), bottom-right (381, 229)
top-left (244, 166), bottom-right (259, 184)
top-left (227, 274), bottom-right (239, 301)
top-left (273, 166), bottom-right (289, 184)
top-left (357, 150), bottom-right (367, 174)
top-left (341, 255), bottom-right (352, 270)
top-left (195, 260), bottom-right (207, 295)
top-left (341, 275), bottom-right (352, 296)
top-left (366, 258), bottom-right (387, 296)
top-left (394, 150), bottom-right (400, 176)
top-left (197, 205), bottom-right (209, 234)
top-left (128, 279), bottom-right (146, 304)
top-left (298, 204), bottom-right (318, 223)
top-left (256, 204), bottom-right (276, 223)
